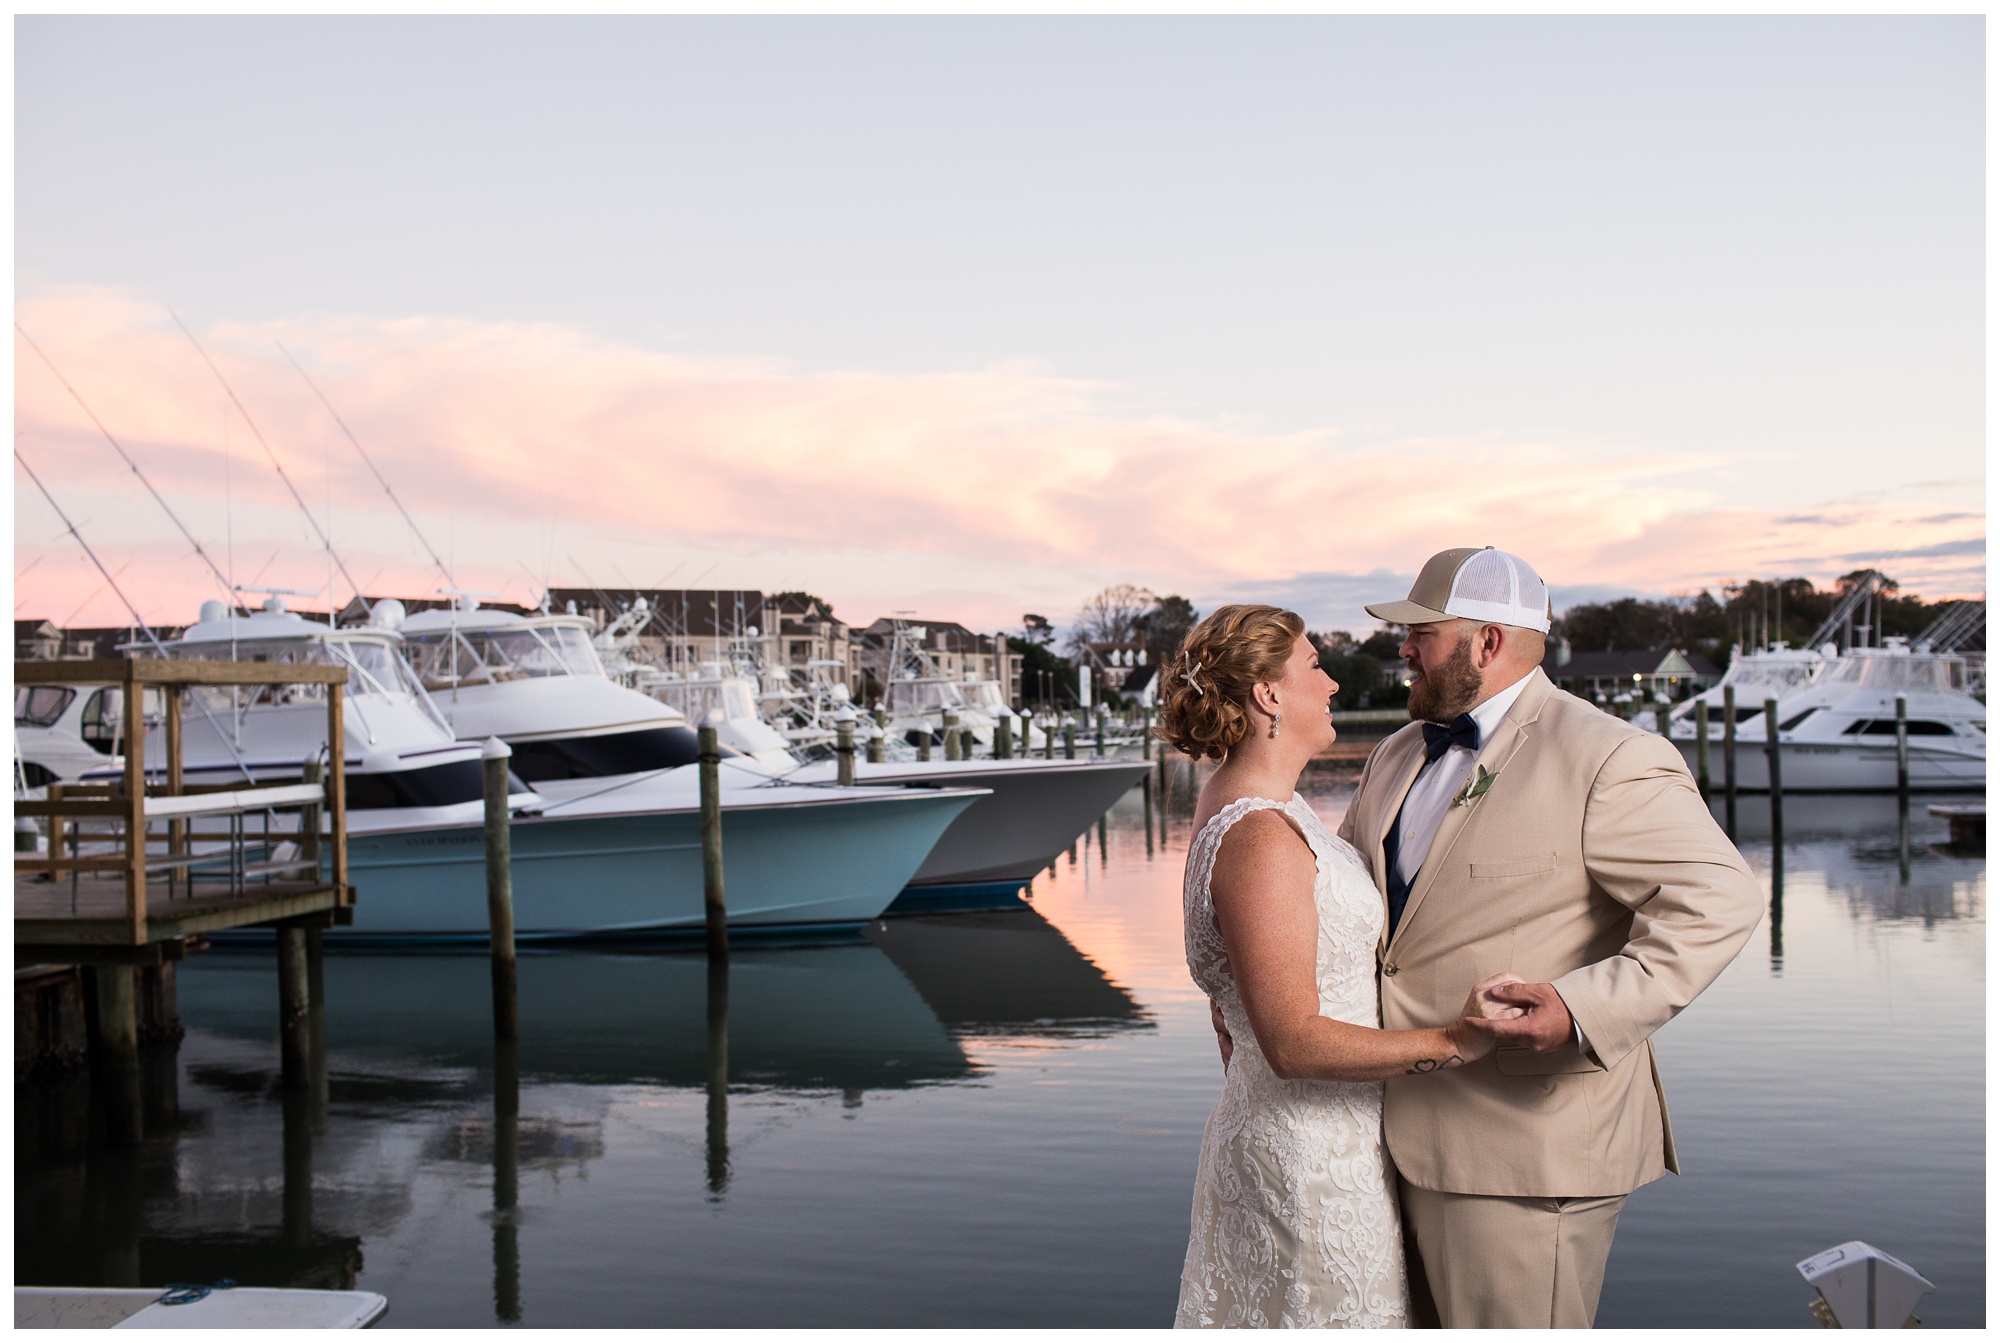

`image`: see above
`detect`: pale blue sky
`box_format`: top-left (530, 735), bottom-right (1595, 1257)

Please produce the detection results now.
top-left (14, 17), bottom-right (1986, 631)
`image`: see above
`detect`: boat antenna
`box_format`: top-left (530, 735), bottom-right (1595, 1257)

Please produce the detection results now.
top-left (17, 323), bottom-right (236, 602)
top-left (15, 447), bottom-right (256, 781)
top-left (167, 309), bottom-right (371, 616)
top-left (275, 339), bottom-right (457, 593)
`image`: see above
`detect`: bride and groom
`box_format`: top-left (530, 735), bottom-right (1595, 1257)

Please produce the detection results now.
top-left (1167, 547), bottom-right (1763, 1329)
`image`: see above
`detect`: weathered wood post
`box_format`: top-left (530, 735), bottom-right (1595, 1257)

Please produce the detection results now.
top-left (994, 713), bottom-right (1012, 760)
top-left (1695, 700), bottom-right (1711, 801)
top-left (483, 738), bottom-right (518, 1041)
top-left (1764, 697), bottom-right (1784, 902)
top-left (1063, 718), bottom-right (1076, 761)
top-left (121, 669), bottom-right (147, 946)
top-left (942, 710), bottom-right (961, 762)
top-left (1896, 693), bottom-right (1912, 881)
top-left (868, 702), bottom-right (886, 764)
top-left (492, 1037), bottom-right (522, 1321)
top-left (1653, 702), bottom-right (1670, 738)
top-left (278, 926), bottom-right (312, 1090)
top-left (1895, 693), bottom-right (1911, 804)
top-left (1043, 714), bottom-right (1055, 760)
top-left (1142, 706), bottom-right (1153, 761)
top-left (91, 966), bottom-right (143, 1146)
top-left (705, 952), bottom-right (731, 1197)
top-left (1722, 685), bottom-right (1738, 836)
top-left (698, 718), bottom-right (728, 962)
top-left (300, 756), bottom-right (330, 1121)
top-left (917, 722), bottom-right (932, 762)
top-left (164, 686), bottom-right (185, 862)
top-left (835, 709), bottom-right (856, 787)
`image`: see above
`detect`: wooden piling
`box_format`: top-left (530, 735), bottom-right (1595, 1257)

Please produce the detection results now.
top-left (1653, 703), bottom-right (1670, 738)
top-left (1695, 700), bottom-right (1711, 800)
top-left (698, 721), bottom-right (728, 962)
top-left (994, 714), bottom-right (1012, 760)
top-left (918, 726), bottom-right (932, 762)
top-left (1063, 719), bottom-right (1076, 760)
top-left (1764, 697), bottom-right (1784, 900)
top-left (492, 1038), bottom-right (522, 1322)
top-left (1142, 706), bottom-right (1153, 761)
top-left (483, 738), bottom-right (519, 1041)
top-left (277, 927), bottom-right (312, 1090)
top-left (705, 954), bottom-right (731, 1197)
top-left (1095, 711), bottom-right (1105, 758)
top-left (90, 965), bottom-right (143, 1146)
top-left (1895, 693), bottom-right (1911, 802)
top-left (835, 712), bottom-right (856, 787)
top-left (943, 710), bottom-right (961, 762)
top-left (1043, 716), bottom-right (1055, 760)
top-left (1722, 685), bottom-right (1738, 835)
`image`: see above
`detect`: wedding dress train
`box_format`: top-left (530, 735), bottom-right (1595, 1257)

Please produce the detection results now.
top-left (1175, 795), bottom-right (1408, 1329)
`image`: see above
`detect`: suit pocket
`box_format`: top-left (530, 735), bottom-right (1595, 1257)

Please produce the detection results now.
top-left (1494, 1045), bottom-right (1604, 1076)
top-left (1469, 852), bottom-right (1558, 880)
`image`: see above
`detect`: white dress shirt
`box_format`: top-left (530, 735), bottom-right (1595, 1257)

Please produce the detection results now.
top-left (1391, 673), bottom-right (1531, 891)
top-left (1389, 673), bottom-right (1595, 1055)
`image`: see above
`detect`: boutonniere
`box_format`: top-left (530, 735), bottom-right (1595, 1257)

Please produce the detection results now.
top-left (1453, 764), bottom-right (1497, 809)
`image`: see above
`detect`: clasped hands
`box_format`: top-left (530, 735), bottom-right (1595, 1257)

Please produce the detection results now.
top-left (1449, 974), bottom-right (1576, 1059)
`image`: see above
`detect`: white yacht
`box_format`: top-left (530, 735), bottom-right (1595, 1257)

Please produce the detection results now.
top-left (1668, 642), bottom-right (1984, 791)
top-left (84, 598), bottom-right (984, 941)
top-left (1662, 644), bottom-right (1831, 738)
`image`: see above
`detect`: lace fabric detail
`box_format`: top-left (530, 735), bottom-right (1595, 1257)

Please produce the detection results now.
top-left (1175, 795), bottom-right (1408, 1329)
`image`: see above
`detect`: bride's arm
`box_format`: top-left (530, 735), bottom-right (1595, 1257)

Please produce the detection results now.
top-left (1210, 812), bottom-right (1504, 1082)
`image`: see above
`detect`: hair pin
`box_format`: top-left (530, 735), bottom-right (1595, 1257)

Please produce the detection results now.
top-left (1181, 666), bottom-right (1205, 695)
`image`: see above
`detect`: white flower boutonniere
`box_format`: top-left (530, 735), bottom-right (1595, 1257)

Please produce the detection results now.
top-left (1453, 764), bottom-right (1498, 809)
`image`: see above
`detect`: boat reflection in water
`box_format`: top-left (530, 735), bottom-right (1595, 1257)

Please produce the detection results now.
top-left (17, 903), bottom-right (1151, 1311)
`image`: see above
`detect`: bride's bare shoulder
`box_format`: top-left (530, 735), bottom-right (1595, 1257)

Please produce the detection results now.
top-left (1208, 804), bottom-right (1314, 879)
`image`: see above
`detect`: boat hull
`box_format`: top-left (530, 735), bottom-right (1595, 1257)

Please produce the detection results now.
top-left (1671, 737), bottom-right (1986, 792)
top-left (226, 788), bottom-right (983, 943)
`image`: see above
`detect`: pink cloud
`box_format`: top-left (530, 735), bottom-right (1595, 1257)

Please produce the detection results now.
top-left (15, 285), bottom-right (1984, 630)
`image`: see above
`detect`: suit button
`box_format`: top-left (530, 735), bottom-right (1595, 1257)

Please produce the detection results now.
top-left (1383, 963), bottom-right (1398, 976)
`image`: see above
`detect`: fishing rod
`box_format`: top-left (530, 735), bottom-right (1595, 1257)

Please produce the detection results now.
top-left (15, 448), bottom-right (255, 782)
top-left (274, 339), bottom-right (457, 594)
top-left (168, 309), bottom-right (371, 617)
top-left (17, 323), bottom-right (236, 602)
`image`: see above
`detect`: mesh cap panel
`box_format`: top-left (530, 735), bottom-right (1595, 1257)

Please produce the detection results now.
top-left (1453, 550), bottom-right (1517, 606)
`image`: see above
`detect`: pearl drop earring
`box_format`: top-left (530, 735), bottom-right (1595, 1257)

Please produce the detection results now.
top-left (1270, 711), bottom-right (1281, 740)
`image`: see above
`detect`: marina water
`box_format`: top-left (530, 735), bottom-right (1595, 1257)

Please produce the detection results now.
top-left (17, 765), bottom-right (1984, 1327)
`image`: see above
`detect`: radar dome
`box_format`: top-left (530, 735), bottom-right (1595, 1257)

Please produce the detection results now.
top-left (199, 600), bottom-right (227, 624)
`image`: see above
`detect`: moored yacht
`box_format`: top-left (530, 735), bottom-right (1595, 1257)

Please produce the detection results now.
top-left (1667, 642), bottom-right (1984, 791)
top-left (89, 597), bottom-right (985, 940)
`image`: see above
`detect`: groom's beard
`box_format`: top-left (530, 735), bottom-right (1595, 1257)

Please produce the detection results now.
top-left (1407, 633), bottom-right (1483, 724)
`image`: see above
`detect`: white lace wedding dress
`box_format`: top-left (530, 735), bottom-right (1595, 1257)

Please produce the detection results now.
top-left (1175, 795), bottom-right (1408, 1329)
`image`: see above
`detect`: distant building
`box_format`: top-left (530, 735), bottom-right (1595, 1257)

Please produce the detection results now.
top-left (857, 618), bottom-right (1022, 705)
top-left (1542, 642), bottom-right (1720, 702)
top-left (543, 588), bottom-right (861, 690)
top-left (15, 621), bottom-right (184, 661)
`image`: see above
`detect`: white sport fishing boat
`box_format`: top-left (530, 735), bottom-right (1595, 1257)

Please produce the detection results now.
top-left (87, 598), bottom-right (984, 941)
top-left (463, 599), bottom-right (1151, 911)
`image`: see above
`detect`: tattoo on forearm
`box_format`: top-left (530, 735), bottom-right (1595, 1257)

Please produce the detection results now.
top-left (1404, 1055), bottom-right (1465, 1074)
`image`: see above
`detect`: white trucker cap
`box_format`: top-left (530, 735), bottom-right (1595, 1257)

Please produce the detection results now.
top-left (1364, 547), bottom-right (1552, 634)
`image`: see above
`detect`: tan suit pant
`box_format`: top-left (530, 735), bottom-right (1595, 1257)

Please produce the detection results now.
top-left (1400, 1184), bottom-right (1626, 1328)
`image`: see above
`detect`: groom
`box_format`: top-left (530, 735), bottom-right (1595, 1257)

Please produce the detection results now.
top-left (1339, 547), bottom-right (1761, 1328)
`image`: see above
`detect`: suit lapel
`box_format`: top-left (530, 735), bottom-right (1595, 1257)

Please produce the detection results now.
top-left (1385, 670), bottom-right (1555, 957)
top-left (1370, 731), bottom-right (1428, 954)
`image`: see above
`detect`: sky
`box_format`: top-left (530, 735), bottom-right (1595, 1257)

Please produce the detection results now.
top-left (14, 16), bottom-right (1986, 638)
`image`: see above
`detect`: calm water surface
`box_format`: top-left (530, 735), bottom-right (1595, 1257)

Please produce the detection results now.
top-left (16, 764), bottom-right (1985, 1327)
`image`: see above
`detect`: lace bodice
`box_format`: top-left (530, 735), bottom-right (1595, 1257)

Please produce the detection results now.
top-left (1183, 794), bottom-right (1386, 1037)
top-left (1176, 793), bottom-right (1405, 1329)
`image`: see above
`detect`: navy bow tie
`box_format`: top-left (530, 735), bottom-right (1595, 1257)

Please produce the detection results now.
top-left (1422, 713), bottom-right (1479, 764)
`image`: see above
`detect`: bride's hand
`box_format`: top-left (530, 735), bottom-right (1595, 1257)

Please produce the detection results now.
top-left (1446, 973), bottom-right (1527, 1061)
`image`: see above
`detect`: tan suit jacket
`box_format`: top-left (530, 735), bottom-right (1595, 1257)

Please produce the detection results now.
top-left (1338, 668), bottom-right (1762, 1198)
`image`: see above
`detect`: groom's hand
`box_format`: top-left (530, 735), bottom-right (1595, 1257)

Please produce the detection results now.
top-left (1210, 998), bottom-right (1235, 1072)
top-left (1464, 982), bottom-right (1574, 1053)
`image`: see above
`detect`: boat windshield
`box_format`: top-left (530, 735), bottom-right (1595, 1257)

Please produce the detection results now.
top-left (15, 686), bottom-right (76, 727)
top-left (961, 681), bottom-right (1010, 714)
top-left (1718, 658), bottom-right (1821, 693)
top-left (407, 624), bottom-right (604, 690)
top-left (1823, 653), bottom-right (1968, 692)
top-left (888, 679), bottom-right (966, 715)
top-left (178, 637), bottom-right (424, 703)
top-left (643, 677), bottom-right (759, 723)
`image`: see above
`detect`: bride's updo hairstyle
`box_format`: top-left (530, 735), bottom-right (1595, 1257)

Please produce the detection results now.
top-left (1156, 604), bottom-right (1305, 761)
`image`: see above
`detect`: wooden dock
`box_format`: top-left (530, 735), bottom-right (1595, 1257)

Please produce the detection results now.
top-left (13, 657), bottom-right (357, 1143)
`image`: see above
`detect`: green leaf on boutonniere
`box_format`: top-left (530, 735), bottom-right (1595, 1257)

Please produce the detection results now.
top-left (1454, 764), bottom-right (1497, 808)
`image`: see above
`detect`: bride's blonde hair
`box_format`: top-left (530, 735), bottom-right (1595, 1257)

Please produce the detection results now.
top-left (1155, 604), bottom-right (1304, 761)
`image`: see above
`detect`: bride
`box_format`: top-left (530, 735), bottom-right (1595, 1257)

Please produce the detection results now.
top-left (1162, 604), bottom-right (1518, 1329)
